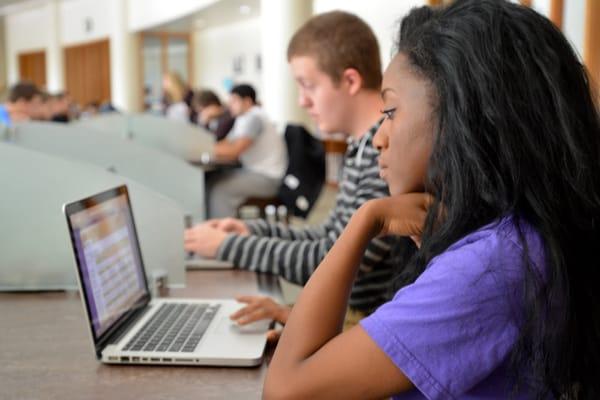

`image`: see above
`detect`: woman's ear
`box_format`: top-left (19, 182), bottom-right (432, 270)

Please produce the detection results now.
top-left (341, 68), bottom-right (364, 96)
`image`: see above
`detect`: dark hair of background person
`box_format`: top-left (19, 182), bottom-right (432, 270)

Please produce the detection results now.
top-left (230, 84), bottom-right (256, 104)
top-left (9, 81), bottom-right (41, 103)
top-left (194, 89), bottom-right (222, 108)
top-left (184, 87), bottom-right (197, 124)
top-left (393, 1), bottom-right (600, 398)
top-left (287, 10), bottom-right (382, 90)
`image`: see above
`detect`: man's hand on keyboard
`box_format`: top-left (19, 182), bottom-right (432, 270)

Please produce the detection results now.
top-left (184, 222), bottom-right (228, 258)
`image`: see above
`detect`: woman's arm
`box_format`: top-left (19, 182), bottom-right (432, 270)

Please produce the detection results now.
top-left (263, 193), bottom-right (430, 400)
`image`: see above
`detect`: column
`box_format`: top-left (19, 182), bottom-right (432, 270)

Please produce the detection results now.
top-left (550, 0), bottom-right (564, 29)
top-left (0, 17), bottom-right (6, 92)
top-left (584, 0), bottom-right (600, 88)
top-left (46, 0), bottom-right (64, 92)
top-left (109, 0), bottom-right (140, 112)
top-left (260, 0), bottom-right (313, 131)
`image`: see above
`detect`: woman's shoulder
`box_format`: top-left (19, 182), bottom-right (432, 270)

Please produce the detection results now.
top-left (447, 215), bottom-right (541, 253)
top-left (424, 215), bottom-right (546, 284)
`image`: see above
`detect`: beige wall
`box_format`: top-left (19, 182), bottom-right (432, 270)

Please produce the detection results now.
top-left (128, 0), bottom-right (217, 32)
top-left (313, 0), bottom-right (427, 67)
top-left (193, 18), bottom-right (262, 102)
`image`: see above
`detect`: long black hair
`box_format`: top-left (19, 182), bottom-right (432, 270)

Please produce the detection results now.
top-left (394, 1), bottom-right (600, 398)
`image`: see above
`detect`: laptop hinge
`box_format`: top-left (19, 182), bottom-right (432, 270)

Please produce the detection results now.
top-left (97, 304), bottom-right (153, 357)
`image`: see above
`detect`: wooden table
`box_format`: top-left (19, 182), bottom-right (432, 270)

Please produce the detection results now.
top-left (0, 270), bottom-right (282, 400)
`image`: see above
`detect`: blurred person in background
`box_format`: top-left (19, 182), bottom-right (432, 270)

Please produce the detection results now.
top-left (203, 83), bottom-right (287, 218)
top-left (194, 89), bottom-right (235, 141)
top-left (0, 81), bottom-right (43, 126)
top-left (162, 71), bottom-right (190, 123)
top-left (50, 92), bottom-right (71, 122)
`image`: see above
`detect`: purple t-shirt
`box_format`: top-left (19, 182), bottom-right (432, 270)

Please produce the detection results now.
top-left (360, 216), bottom-right (546, 399)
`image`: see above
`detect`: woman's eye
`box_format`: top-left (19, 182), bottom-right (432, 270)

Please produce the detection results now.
top-left (381, 107), bottom-right (397, 120)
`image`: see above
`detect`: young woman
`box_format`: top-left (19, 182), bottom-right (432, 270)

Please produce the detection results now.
top-left (263, 1), bottom-right (600, 399)
top-left (162, 71), bottom-right (190, 123)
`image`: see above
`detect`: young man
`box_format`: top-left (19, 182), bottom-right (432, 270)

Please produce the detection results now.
top-left (185, 11), bottom-right (415, 322)
top-left (0, 81), bottom-right (43, 126)
top-left (49, 92), bottom-right (71, 123)
top-left (205, 83), bottom-right (287, 218)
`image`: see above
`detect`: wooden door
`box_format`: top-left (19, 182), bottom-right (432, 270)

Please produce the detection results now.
top-left (64, 39), bottom-right (111, 107)
top-left (18, 50), bottom-right (46, 89)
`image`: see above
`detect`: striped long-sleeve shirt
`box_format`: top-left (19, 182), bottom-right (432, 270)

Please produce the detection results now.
top-left (216, 121), bottom-right (414, 313)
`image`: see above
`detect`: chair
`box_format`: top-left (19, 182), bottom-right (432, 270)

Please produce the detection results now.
top-left (238, 195), bottom-right (282, 219)
top-left (237, 124), bottom-right (326, 220)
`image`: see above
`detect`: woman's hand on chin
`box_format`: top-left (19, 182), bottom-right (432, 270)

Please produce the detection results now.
top-left (361, 192), bottom-right (433, 244)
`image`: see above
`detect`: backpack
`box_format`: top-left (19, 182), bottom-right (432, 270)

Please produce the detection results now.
top-left (278, 124), bottom-right (326, 218)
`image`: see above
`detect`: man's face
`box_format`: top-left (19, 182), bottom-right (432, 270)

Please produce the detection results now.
top-left (26, 95), bottom-right (45, 120)
top-left (289, 55), bottom-right (352, 135)
top-left (228, 94), bottom-right (246, 117)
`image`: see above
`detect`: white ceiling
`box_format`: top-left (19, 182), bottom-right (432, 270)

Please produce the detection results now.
top-left (151, 0), bottom-right (260, 33)
top-left (0, 0), bottom-right (260, 29)
top-left (0, 0), bottom-right (27, 7)
top-left (0, 0), bottom-right (47, 16)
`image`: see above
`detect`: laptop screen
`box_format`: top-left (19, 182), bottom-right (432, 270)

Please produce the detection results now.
top-left (66, 187), bottom-right (149, 339)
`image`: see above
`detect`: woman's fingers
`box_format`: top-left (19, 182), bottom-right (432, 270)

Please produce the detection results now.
top-left (231, 295), bottom-right (286, 324)
top-left (234, 308), bottom-right (271, 325)
top-left (230, 301), bottom-right (264, 320)
top-left (266, 329), bottom-right (282, 342)
top-left (235, 295), bottom-right (266, 304)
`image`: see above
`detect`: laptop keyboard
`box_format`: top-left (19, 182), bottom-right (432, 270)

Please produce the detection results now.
top-left (122, 303), bottom-right (220, 353)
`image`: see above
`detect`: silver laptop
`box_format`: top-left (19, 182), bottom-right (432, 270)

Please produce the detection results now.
top-left (64, 185), bottom-right (267, 366)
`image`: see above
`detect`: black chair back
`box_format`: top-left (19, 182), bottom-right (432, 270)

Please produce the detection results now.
top-left (278, 124), bottom-right (326, 218)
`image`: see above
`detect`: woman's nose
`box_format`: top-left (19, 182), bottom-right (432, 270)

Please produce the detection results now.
top-left (372, 122), bottom-right (388, 151)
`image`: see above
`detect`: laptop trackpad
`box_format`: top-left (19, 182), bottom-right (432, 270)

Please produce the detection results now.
top-left (216, 316), bottom-right (270, 334)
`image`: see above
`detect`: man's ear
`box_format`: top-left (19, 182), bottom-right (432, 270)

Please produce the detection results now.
top-left (341, 68), bottom-right (363, 96)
